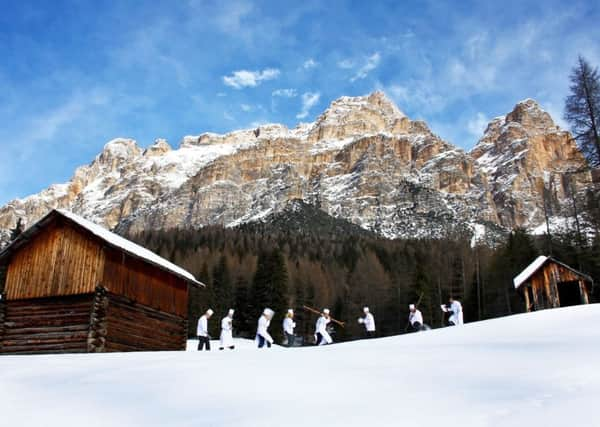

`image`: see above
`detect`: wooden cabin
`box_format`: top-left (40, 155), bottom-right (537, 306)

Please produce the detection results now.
top-left (0, 209), bottom-right (203, 355)
top-left (513, 256), bottom-right (593, 312)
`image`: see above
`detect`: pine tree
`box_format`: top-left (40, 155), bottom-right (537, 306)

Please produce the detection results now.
top-left (251, 250), bottom-right (272, 318)
top-left (234, 276), bottom-right (252, 337)
top-left (267, 249), bottom-right (289, 342)
top-left (10, 218), bottom-right (24, 241)
top-left (564, 56), bottom-right (600, 166)
top-left (212, 255), bottom-right (233, 317)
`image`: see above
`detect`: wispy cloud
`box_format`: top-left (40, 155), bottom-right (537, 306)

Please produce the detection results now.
top-left (466, 112), bottom-right (490, 139)
top-left (350, 52), bottom-right (381, 82)
top-left (211, 0), bottom-right (254, 33)
top-left (383, 82), bottom-right (446, 115)
top-left (223, 68), bottom-right (281, 89)
top-left (296, 92), bottom-right (320, 119)
top-left (272, 88), bottom-right (298, 97)
top-left (303, 58), bottom-right (318, 69)
top-left (337, 59), bottom-right (355, 69)
top-left (240, 104), bottom-right (253, 112)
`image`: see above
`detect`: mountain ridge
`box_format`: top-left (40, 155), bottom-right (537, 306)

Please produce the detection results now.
top-left (0, 91), bottom-right (592, 244)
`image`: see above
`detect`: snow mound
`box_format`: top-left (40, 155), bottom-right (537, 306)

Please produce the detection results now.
top-left (1, 305), bottom-right (600, 426)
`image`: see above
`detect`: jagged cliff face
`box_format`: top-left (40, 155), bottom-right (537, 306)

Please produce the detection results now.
top-left (471, 99), bottom-right (590, 230)
top-left (0, 92), bottom-right (590, 244)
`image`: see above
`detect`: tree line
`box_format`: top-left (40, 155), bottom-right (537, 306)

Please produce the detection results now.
top-left (127, 221), bottom-right (599, 343)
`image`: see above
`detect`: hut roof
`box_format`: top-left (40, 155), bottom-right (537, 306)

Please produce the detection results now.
top-left (0, 209), bottom-right (204, 287)
top-left (513, 255), bottom-right (593, 289)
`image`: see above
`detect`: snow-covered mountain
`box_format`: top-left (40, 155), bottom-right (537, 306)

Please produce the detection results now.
top-left (1, 305), bottom-right (599, 426)
top-left (0, 92), bottom-right (592, 243)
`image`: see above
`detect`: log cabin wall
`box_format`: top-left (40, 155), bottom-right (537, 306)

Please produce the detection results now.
top-left (4, 221), bottom-right (105, 300)
top-left (0, 213), bottom-right (193, 354)
top-left (0, 294), bottom-right (94, 354)
top-left (102, 249), bottom-right (188, 317)
top-left (103, 292), bottom-right (187, 352)
top-left (527, 261), bottom-right (591, 311)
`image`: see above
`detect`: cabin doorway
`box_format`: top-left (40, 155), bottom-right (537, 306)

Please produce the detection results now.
top-left (557, 281), bottom-right (582, 307)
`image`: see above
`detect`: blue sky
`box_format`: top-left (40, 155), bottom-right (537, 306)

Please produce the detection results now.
top-left (1, 0), bottom-right (599, 205)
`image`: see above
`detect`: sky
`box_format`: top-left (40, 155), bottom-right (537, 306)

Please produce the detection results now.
top-left (0, 0), bottom-right (599, 205)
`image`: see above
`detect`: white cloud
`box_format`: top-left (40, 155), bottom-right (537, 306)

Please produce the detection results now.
top-left (216, 92), bottom-right (227, 97)
top-left (272, 88), bottom-right (297, 98)
top-left (296, 92), bottom-right (320, 119)
top-left (223, 68), bottom-right (280, 89)
top-left (467, 112), bottom-right (490, 138)
top-left (212, 0), bottom-right (254, 33)
top-left (223, 111), bottom-right (235, 121)
top-left (337, 59), bottom-right (355, 69)
top-left (240, 104), bottom-right (253, 112)
top-left (303, 58), bottom-right (318, 69)
top-left (351, 52), bottom-right (381, 82)
top-left (384, 82), bottom-right (446, 115)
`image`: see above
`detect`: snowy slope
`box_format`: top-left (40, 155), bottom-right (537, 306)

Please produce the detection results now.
top-left (1, 305), bottom-right (600, 427)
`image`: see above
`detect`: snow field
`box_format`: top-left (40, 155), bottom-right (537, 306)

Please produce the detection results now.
top-left (1, 305), bottom-right (599, 427)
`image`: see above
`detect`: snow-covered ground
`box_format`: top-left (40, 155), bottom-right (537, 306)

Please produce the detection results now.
top-left (2, 305), bottom-right (600, 427)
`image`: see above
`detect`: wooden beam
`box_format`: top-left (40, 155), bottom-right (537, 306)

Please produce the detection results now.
top-left (87, 285), bottom-right (108, 353)
top-left (579, 280), bottom-right (590, 304)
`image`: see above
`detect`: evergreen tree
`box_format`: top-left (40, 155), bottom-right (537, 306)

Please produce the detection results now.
top-left (234, 276), bottom-right (252, 337)
top-left (212, 255), bottom-right (233, 319)
top-left (564, 56), bottom-right (600, 166)
top-left (10, 218), bottom-right (24, 241)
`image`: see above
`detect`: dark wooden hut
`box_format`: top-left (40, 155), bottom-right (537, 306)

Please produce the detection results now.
top-left (513, 256), bottom-right (593, 312)
top-left (0, 209), bottom-right (203, 355)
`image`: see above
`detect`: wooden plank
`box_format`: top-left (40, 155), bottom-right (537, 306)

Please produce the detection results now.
top-left (0, 294), bottom-right (93, 354)
top-left (103, 292), bottom-right (186, 351)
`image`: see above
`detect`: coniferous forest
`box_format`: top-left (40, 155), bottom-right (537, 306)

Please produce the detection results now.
top-left (128, 211), bottom-right (600, 344)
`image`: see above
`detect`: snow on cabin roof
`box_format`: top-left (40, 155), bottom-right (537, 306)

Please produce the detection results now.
top-left (55, 210), bottom-right (203, 287)
top-left (0, 209), bottom-right (202, 287)
top-left (513, 255), bottom-right (548, 289)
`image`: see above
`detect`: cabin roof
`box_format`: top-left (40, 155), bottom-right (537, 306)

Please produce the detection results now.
top-left (513, 255), bottom-right (593, 289)
top-left (0, 209), bottom-right (204, 287)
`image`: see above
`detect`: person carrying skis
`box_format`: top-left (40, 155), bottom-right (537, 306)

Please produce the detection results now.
top-left (219, 309), bottom-right (235, 350)
top-left (197, 308), bottom-right (214, 351)
top-left (441, 297), bottom-right (464, 326)
top-left (408, 304), bottom-right (425, 332)
top-left (283, 309), bottom-right (296, 347)
top-left (357, 306), bottom-right (376, 338)
top-left (256, 308), bottom-right (275, 348)
top-left (315, 308), bottom-right (333, 345)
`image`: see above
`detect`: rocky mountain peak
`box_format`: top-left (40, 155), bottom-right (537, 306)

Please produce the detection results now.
top-left (144, 139), bottom-right (172, 157)
top-left (471, 98), bottom-right (588, 229)
top-left (99, 138), bottom-right (142, 162)
top-left (505, 98), bottom-right (557, 132)
top-left (308, 91), bottom-right (409, 142)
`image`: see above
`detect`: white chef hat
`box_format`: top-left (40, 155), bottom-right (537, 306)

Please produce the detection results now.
top-left (323, 308), bottom-right (330, 315)
top-left (263, 308), bottom-right (274, 317)
top-left (206, 309), bottom-right (214, 316)
top-left (228, 309), bottom-right (235, 316)
top-left (363, 306), bottom-right (369, 313)
top-left (287, 308), bottom-right (294, 315)
top-left (409, 304), bottom-right (415, 310)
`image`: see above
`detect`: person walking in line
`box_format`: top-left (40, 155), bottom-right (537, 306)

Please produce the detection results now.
top-left (315, 308), bottom-right (333, 346)
top-left (408, 304), bottom-right (425, 332)
top-left (197, 309), bottom-right (214, 351)
top-left (283, 309), bottom-right (296, 347)
top-left (357, 306), bottom-right (376, 338)
top-left (219, 309), bottom-right (235, 350)
top-left (256, 308), bottom-right (275, 348)
top-left (441, 297), bottom-right (464, 326)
